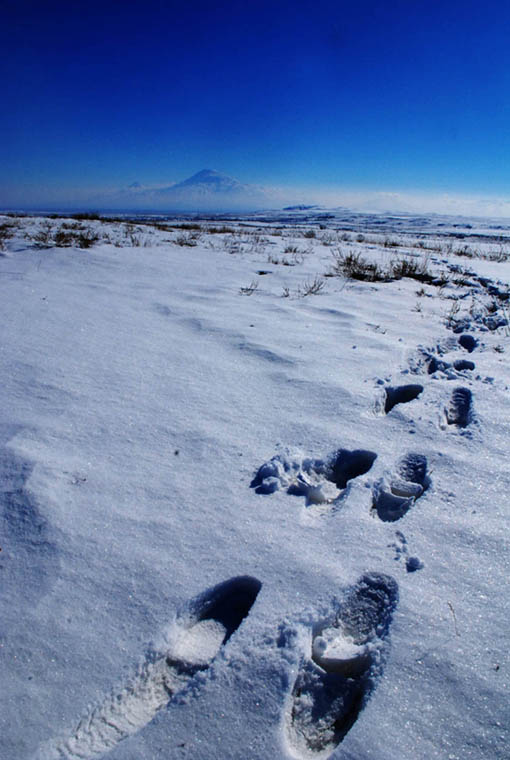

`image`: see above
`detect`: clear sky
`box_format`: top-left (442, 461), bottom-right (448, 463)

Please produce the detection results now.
top-left (2, 0), bottom-right (510, 212)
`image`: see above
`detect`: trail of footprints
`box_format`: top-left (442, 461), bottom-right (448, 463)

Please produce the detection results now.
top-left (43, 574), bottom-right (400, 760)
top-left (34, 306), bottom-right (493, 759)
top-left (251, 447), bottom-right (430, 527)
top-left (380, 331), bottom-right (480, 433)
top-left (249, 325), bottom-right (487, 757)
top-left (407, 330), bottom-right (484, 431)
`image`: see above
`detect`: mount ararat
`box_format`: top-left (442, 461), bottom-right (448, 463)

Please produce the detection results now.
top-left (94, 169), bottom-right (283, 211)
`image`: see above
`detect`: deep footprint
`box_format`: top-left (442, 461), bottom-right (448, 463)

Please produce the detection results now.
top-left (445, 386), bottom-right (473, 428)
top-left (285, 572), bottom-right (398, 759)
top-left (426, 355), bottom-right (450, 374)
top-left (453, 359), bottom-right (475, 372)
top-left (383, 384), bottom-right (424, 414)
top-left (458, 334), bottom-right (477, 353)
top-left (51, 576), bottom-right (261, 760)
top-left (372, 452), bottom-right (429, 522)
top-left (326, 449), bottom-right (378, 489)
top-left (251, 448), bottom-right (377, 505)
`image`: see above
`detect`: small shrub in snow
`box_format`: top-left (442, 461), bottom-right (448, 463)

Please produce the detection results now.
top-left (32, 221), bottom-right (54, 248)
top-left (208, 226), bottom-right (236, 234)
top-left (61, 221), bottom-right (84, 230)
top-left (296, 276), bottom-right (326, 297)
top-left (76, 229), bottom-right (100, 248)
top-left (320, 232), bottom-right (337, 246)
top-left (175, 233), bottom-right (198, 247)
top-left (0, 223), bottom-right (14, 250)
top-left (57, 227), bottom-right (100, 248)
top-left (390, 256), bottom-right (434, 283)
top-left (444, 300), bottom-right (461, 329)
top-left (331, 251), bottom-right (386, 282)
top-left (239, 279), bottom-right (259, 295)
top-left (390, 257), bottom-right (420, 278)
top-left (54, 228), bottom-right (75, 247)
top-left (124, 224), bottom-right (143, 247)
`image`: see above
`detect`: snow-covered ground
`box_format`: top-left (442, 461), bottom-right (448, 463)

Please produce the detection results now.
top-left (1, 212), bottom-right (509, 760)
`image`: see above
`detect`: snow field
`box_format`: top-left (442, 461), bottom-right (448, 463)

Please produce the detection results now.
top-left (0, 211), bottom-right (509, 759)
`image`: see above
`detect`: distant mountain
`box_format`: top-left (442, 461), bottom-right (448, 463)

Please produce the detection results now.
top-left (170, 169), bottom-right (247, 194)
top-left (283, 204), bottom-right (320, 211)
top-left (94, 170), bottom-right (278, 211)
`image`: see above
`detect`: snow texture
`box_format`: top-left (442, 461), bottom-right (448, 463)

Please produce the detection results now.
top-left (0, 209), bottom-right (509, 760)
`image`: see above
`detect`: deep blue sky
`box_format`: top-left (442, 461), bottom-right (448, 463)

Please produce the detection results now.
top-left (2, 0), bottom-right (510, 208)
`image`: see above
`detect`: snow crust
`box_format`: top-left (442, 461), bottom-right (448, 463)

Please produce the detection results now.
top-left (0, 211), bottom-right (509, 759)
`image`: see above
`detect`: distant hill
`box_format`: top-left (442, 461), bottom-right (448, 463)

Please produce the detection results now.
top-left (282, 204), bottom-right (319, 211)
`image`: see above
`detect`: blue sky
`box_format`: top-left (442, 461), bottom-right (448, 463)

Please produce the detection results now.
top-left (2, 0), bottom-right (510, 212)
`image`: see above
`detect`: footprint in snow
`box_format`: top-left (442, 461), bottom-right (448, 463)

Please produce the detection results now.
top-left (442, 386), bottom-right (474, 430)
top-left (458, 333), bottom-right (478, 353)
top-left (375, 383), bottom-right (424, 415)
top-left (48, 576), bottom-right (261, 760)
top-left (251, 448), bottom-right (377, 509)
top-left (424, 354), bottom-right (450, 374)
top-left (389, 530), bottom-right (424, 573)
top-left (452, 359), bottom-right (475, 372)
top-left (372, 452), bottom-right (429, 522)
top-left (408, 345), bottom-right (476, 377)
top-left (284, 572), bottom-right (398, 759)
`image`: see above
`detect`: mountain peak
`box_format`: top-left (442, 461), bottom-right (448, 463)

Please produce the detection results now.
top-left (95, 169), bottom-right (279, 211)
top-left (189, 169), bottom-right (222, 180)
top-left (175, 169), bottom-right (244, 191)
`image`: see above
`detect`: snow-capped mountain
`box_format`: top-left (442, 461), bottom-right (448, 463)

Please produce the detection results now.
top-left (169, 169), bottom-right (251, 195)
top-left (96, 170), bottom-right (277, 211)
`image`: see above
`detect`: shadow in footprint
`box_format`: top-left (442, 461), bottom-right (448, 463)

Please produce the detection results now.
top-left (50, 576), bottom-right (261, 760)
top-left (382, 384), bottom-right (424, 414)
top-left (326, 449), bottom-right (378, 490)
top-left (453, 359), bottom-right (475, 372)
top-left (458, 334), bottom-right (477, 353)
top-left (285, 572), bottom-right (398, 759)
top-left (372, 453), bottom-right (429, 522)
top-left (426, 355), bottom-right (451, 374)
top-left (183, 575), bottom-right (262, 654)
top-left (445, 387), bottom-right (473, 428)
